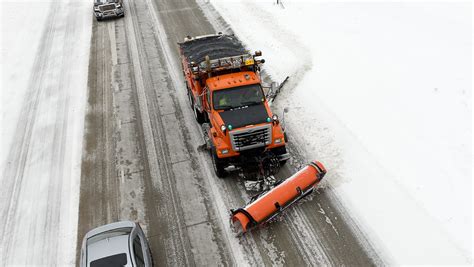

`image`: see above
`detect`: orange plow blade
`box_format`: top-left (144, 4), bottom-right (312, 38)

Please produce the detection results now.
top-left (230, 161), bottom-right (327, 234)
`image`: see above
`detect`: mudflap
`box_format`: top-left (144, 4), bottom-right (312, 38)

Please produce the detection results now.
top-left (197, 123), bottom-right (212, 153)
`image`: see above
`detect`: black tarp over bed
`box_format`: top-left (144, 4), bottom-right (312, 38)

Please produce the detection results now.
top-left (179, 34), bottom-right (247, 63)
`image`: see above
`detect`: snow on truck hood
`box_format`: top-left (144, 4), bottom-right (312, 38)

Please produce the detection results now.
top-left (218, 103), bottom-right (269, 129)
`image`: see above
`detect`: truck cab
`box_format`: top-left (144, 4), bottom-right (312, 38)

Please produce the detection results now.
top-left (179, 34), bottom-right (289, 177)
top-left (206, 71), bottom-right (286, 157)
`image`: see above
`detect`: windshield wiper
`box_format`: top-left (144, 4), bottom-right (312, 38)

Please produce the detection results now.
top-left (241, 101), bottom-right (260, 106)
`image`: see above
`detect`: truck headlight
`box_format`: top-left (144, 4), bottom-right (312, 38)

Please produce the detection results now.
top-left (220, 125), bottom-right (226, 133)
top-left (274, 138), bottom-right (282, 144)
top-left (221, 149), bottom-right (229, 154)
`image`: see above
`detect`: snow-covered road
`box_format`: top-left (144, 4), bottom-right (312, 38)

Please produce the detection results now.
top-left (2, 0), bottom-right (469, 265)
top-left (1, 0), bottom-right (91, 265)
top-left (76, 0), bottom-right (381, 265)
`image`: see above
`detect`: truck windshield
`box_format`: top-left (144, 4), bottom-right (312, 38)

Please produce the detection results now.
top-left (213, 84), bottom-right (264, 110)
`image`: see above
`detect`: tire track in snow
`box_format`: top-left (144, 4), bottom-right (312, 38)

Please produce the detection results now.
top-left (1, 1), bottom-right (89, 264)
top-left (0, 3), bottom-right (59, 264)
top-left (123, 0), bottom-right (197, 265)
top-left (143, 0), bottom-right (264, 264)
top-left (44, 3), bottom-right (78, 263)
top-left (145, 0), bottom-right (331, 264)
top-left (76, 15), bottom-right (149, 263)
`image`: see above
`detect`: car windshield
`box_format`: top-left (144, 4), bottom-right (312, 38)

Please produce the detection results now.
top-left (91, 253), bottom-right (127, 267)
top-left (213, 84), bottom-right (264, 110)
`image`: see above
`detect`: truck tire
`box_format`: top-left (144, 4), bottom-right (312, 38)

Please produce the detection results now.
top-left (188, 88), bottom-right (206, 123)
top-left (194, 106), bottom-right (206, 124)
top-left (273, 146), bottom-right (288, 166)
top-left (211, 148), bottom-right (227, 178)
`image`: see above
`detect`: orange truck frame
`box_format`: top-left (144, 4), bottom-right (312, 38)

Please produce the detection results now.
top-left (178, 33), bottom-right (289, 177)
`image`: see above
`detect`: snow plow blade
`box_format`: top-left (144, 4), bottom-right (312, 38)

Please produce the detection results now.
top-left (230, 161), bottom-right (326, 234)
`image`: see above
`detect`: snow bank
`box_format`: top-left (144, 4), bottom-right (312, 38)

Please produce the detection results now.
top-left (209, 0), bottom-right (472, 264)
top-left (1, 0), bottom-right (91, 264)
top-left (1, 1), bottom-right (50, 170)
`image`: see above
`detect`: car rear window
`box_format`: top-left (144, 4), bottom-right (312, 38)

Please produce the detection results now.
top-left (91, 253), bottom-right (127, 267)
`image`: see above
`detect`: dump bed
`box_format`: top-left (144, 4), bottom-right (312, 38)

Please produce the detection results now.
top-left (179, 34), bottom-right (246, 63)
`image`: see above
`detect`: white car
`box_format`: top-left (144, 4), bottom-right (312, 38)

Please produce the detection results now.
top-left (80, 221), bottom-right (153, 267)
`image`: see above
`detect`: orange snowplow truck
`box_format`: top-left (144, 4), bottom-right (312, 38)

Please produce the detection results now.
top-left (179, 33), bottom-right (289, 178)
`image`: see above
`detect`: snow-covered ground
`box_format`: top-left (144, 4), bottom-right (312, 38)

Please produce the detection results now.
top-left (1, 0), bottom-right (91, 264)
top-left (209, 0), bottom-right (472, 264)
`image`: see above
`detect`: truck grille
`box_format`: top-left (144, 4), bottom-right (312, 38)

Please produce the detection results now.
top-left (230, 124), bottom-right (272, 152)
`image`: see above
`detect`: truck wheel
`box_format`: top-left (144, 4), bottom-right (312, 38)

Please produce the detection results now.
top-left (194, 106), bottom-right (206, 124)
top-left (188, 88), bottom-right (205, 123)
top-left (211, 148), bottom-right (226, 178)
top-left (273, 146), bottom-right (288, 166)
